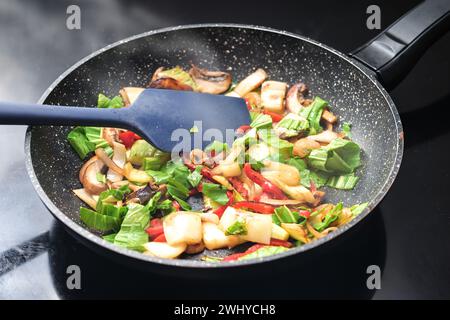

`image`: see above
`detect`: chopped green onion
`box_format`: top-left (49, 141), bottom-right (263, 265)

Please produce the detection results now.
top-left (225, 218), bottom-right (247, 235)
top-left (274, 206), bottom-right (299, 224)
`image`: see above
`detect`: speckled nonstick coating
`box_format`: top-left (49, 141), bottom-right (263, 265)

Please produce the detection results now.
top-left (25, 24), bottom-right (403, 270)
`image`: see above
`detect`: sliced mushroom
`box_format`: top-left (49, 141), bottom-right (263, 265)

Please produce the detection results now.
top-left (293, 138), bottom-right (321, 158)
top-left (102, 128), bottom-right (119, 147)
top-left (261, 80), bottom-right (287, 113)
top-left (119, 87), bottom-right (145, 106)
top-left (286, 83), bottom-right (308, 114)
top-left (79, 156), bottom-right (107, 195)
top-left (226, 68), bottom-right (267, 97)
top-left (307, 130), bottom-right (338, 144)
top-left (151, 67), bottom-right (165, 81)
top-left (147, 77), bottom-right (193, 91)
top-left (322, 109), bottom-right (337, 123)
top-left (189, 64), bottom-right (231, 94)
top-left (125, 185), bottom-right (155, 205)
top-left (185, 242), bottom-right (206, 254)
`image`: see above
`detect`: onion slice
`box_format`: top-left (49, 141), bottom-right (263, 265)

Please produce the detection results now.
top-left (73, 188), bottom-right (97, 210)
top-left (258, 198), bottom-right (306, 206)
top-left (95, 148), bottom-right (125, 176)
top-left (107, 142), bottom-right (127, 182)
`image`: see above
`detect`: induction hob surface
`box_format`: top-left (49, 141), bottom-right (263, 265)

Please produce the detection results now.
top-left (0, 0), bottom-right (449, 299)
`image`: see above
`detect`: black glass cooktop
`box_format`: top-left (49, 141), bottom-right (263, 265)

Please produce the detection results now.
top-left (0, 0), bottom-right (449, 299)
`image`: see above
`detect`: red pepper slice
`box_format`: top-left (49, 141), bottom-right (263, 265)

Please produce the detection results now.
top-left (262, 110), bottom-right (284, 122)
top-left (145, 225), bottom-right (164, 239)
top-left (172, 200), bottom-right (181, 211)
top-left (150, 218), bottom-right (162, 228)
top-left (269, 239), bottom-right (293, 248)
top-left (299, 210), bottom-right (311, 218)
top-left (184, 163), bottom-right (214, 181)
top-left (245, 244), bottom-right (266, 254)
top-left (236, 125), bottom-right (252, 135)
top-left (243, 163), bottom-right (288, 200)
top-left (213, 191), bottom-right (234, 218)
top-left (244, 98), bottom-right (252, 110)
top-left (153, 233), bottom-right (167, 242)
top-left (223, 252), bottom-right (247, 261)
top-left (228, 177), bottom-right (248, 200)
top-left (119, 130), bottom-right (141, 149)
top-left (233, 201), bottom-right (275, 214)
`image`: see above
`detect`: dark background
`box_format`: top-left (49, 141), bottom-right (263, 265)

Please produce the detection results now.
top-left (0, 0), bottom-right (449, 299)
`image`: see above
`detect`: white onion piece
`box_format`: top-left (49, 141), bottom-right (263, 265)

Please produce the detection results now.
top-left (107, 142), bottom-right (127, 182)
top-left (95, 148), bottom-right (125, 176)
top-left (73, 188), bottom-right (97, 210)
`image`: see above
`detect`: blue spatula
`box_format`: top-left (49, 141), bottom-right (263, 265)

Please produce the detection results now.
top-left (0, 89), bottom-right (250, 152)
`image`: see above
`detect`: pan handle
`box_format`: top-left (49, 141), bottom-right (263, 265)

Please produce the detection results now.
top-left (350, 0), bottom-right (450, 90)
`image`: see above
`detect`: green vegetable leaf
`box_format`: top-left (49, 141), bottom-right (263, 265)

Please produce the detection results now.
top-left (326, 174), bottom-right (360, 190)
top-left (299, 96), bottom-right (328, 135)
top-left (350, 202), bottom-right (368, 216)
top-left (187, 166), bottom-right (203, 188)
top-left (201, 183), bottom-right (229, 205)
top-left (145, 170), bottom-right (170, 184)
top-left (225, 218), bottom-right (247, 235)
top-left (342, 122), bottom-right (352, 138)
top-left (129, 140), bottom-right (156, 165)
top-left (250, 113), bottom-right (273, 130)
top-left (113, 203), bottom-right (150, 251)
top-left (238, 246), bottom-right (289, 260)
top-left (276, 113), bottom-right (309, 137)
top-left (96, 172), bottom-right (106, 184)
top-left (274, 206), bottom-right (299, 224)
top-left (103, 233), bottom-right (117, 243)
top-left (172, 196), bottom-right (192, 211)
top-left (258, 129), bottom-right (293, 160)
top-left (80, 207), bottom-right (121, 232)
top-left (158, 66), bottom-right (197, 90)
top-left (307, 138), bottom-right (361, 175)
top-left (313, 202), bottom-right (343, 231)
top-left (97, 94), bottom-right (124, 109)
top-left (205, 140), bottom-right (228, 154)
top-left (67, 127), bottom-right (96, 159)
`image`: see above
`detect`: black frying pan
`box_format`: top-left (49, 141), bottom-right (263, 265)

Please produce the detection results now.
top-left (24, 0), bottom-right (449, 273)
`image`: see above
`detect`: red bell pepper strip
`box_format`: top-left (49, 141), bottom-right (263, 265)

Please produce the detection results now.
top-left (153, 233), bottom-right (167, 242)
top-left (189, 188), bottom-right (200, 196)
top-left (184, 163), bottom-right (214, 181)
top-left (299, 210), bottom-right (311, 218)
top-left (119, 130), bottom-right (141, 149)
top-left (150, 218), bottom-right (162, 227)
top-left (243, 163), bottom-right (288, 200)
top-left (244, 98), bottom-right (252, 110)
top-left (233, 201), bottom-right (276, 214)
top-left (244, 244), bottom-right (266, 254)
top-left (262, 110), bottom-right (283, 122)
top-left (172, 200), bottom-right (181, 211)
top-left (269, 239), bottom-right (293, 248)
top-left (213, 191), bottom-right (234, 218)
top-left (228, 177), bottom-right (248, 200)
top-left (145, 225), bottom-right (164, 239)
top-left (223, 252), bottom-right (247, 261)
top-left (236, 125), bottom-right (252, 135)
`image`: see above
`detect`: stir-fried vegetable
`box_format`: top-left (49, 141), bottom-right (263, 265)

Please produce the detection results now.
top-left (68, 65), bottom-right (367, 262)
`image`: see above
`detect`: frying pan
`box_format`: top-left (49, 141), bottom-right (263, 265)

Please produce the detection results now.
top-left (23, 0), bottom-right (449, 273)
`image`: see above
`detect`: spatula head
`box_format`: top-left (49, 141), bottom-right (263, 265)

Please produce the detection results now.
top-left (128, 89), bottom-right (250, 152)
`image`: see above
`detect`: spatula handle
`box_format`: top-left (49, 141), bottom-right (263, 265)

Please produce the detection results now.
top-left (0, 101), bottom-right (130, 128)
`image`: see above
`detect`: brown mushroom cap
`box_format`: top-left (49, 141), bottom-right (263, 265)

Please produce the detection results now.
top-left (148, 77), bottom-right (193, 91)
top-left (189, 64), bottom-right (232, 94)
top-left (80, 156), bottom-right (107, 195)
top-left (286, 83), bottom-right (308, 114)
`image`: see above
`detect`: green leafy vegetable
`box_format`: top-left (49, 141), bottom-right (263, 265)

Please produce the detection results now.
top-left (142, 151), bottom-right (170, 171)
top-left (113, 203), bottom-right (150, 251)
top-left (97, 94), bottom-right (124, 109)
top-left (96, 172), bottom-right (106, 184)
top-left (172, 196), bottom-right (192, 211)
top-left (187, 166), bottom-right (203, 188)
top-left (342, 122), bottom-right (352, 138)
top-left (158, 66), bottom-right (197, 89)
top-left (67, 127), bottom-right (95, 159)
top-left (250, 113), bottom-right (272, 130)
top-left (144, 192), bottom-right (162, 215)
top-left (225, 218), bottom-right (247, 235)
top-left (313, 202), bottom-right (343, 231)
top-left (326, 174), bottom-right (360, 190)
top-left (258, 129), bottom-right (293, 160)
top-left (238, 246), bottom-right (289, 260)
top-left (299, 96), bottom-right (328, 135)
top-left (307, 138), bottom-right (361, 175)
top-left (205, 140), bottom-right (228, 154)
top-left (129, 140), bottom-right (156, 165)
top-left (145, 170), bottom-right (170, 184)
top-left (276, 113), bottom-right (309, 137)
top-left (201, 183), bottom-right (229, 205)
top-left (274, 206), bottom-right (299, 224)
top-left (350, 202), bottom-right (368, 216)
top-left (103, 233), bottom-right (117, 243)
top-left (80, 207), bottom-right (121, 232)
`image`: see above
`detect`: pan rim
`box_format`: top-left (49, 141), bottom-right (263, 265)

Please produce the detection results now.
top-left (24, 23), bottom-right (404, 269)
